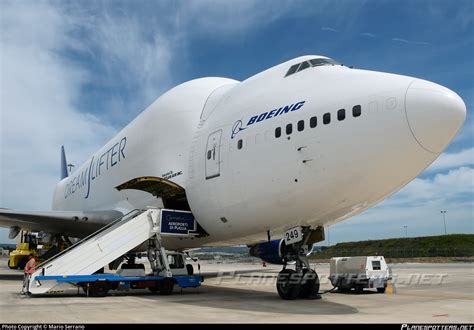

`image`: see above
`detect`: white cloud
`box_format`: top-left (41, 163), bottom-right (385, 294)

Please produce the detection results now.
top-left (50, 2), bottom-right (177, 127)
top-left (171, 0), bottom-right (369, 38)
top-left (360, 32), bottom-right (376, 38)
top-left (388, 166), bottom-right (473, 205)
top-left (321, 27), bottom-right (338, 33)
top-left (426, 148), bottom-right (474, 172)
top-left (391, 37), bottom-right (430, 46)
top-left (174, 0), bottom-right (297, 35)
top-left (321, 166), bottom-right (474, 245)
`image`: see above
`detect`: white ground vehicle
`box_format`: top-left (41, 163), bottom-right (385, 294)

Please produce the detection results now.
top-left (329, 256), bottom-right (391, 293)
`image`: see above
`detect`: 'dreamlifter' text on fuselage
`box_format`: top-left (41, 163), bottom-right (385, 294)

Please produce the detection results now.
top-left (64, 137), bottom-right (127, 199)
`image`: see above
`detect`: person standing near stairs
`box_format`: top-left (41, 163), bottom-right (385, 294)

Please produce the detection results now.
top-left (21, 254), bottom-right (36, 294)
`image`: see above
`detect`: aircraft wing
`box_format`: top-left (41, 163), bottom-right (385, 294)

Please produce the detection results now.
top-left (0, 209), bottom-right (123, 238)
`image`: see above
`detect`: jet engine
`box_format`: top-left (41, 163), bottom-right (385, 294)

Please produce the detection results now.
top-left (249, 239), bottom-right (287, 265)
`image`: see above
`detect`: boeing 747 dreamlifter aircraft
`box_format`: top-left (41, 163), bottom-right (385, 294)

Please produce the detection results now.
top-left (0, 55), bottom-right (466, 299)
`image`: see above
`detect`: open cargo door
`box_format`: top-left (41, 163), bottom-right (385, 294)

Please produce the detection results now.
top-left (115, 176), bottom-right (208, 237)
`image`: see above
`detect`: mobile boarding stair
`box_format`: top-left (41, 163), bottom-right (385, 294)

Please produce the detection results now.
top-left (28, 208), bottom-right (202, 296)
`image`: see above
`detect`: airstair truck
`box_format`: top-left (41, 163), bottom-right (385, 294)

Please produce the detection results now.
top-left (329, 256), bottom-right (391, 293)
top-left (28, 208), bottom-right (202, 297)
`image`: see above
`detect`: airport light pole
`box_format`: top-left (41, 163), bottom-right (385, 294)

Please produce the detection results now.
top-left (327, 226), bottom-right (330, 246)
top-left (403, 225), bottom-right (408, 238)
top-left (440, 210), bottom-right (447, 235)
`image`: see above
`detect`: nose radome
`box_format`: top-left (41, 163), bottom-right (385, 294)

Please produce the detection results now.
top-left (405, 79), bottom-right (467, 154)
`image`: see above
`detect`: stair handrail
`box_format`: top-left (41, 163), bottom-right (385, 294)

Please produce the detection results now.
top-left (34, 208), bottom-right (145, 270)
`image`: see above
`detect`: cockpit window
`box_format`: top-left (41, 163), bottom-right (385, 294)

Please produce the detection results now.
top-left (309, 58), bottom-right (339, 67)
top-left (285, 57), bottom-right (340, 78)
top-left (285, 64), bottom-right (300, 77)
top-left (297, 61), bottom-right (310, 72)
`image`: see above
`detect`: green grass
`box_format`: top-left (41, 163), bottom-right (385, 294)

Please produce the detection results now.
top-left (312, 234), bottom-right (474, 259)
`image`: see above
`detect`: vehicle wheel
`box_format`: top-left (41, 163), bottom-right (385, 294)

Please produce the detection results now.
top-left (148, 286), bottom-right (159, 293)
top-left (8, 259), bottom-right (16, 269)
top-left (377, 286), bottom-right (386, 293)
top-left (337, 278), bottom-right (349, 293)
top-left (159, 278), bottom-right (174, 295)
top-left (339, 286), bottom-right (351, 293)
top-left (88, 281), bottom-right (110, 297)
top-left (148, 281), bottom-right (160, 293)
top-left (299, 269), bottom-right (320, 299)
top-left (355, 284), bottom-right (364, 294)
top-left (186, 264), bottom-right (194, 275)
top-left (18, 256), bottom-right (28, 270)
top-left (277, 269), bottom-right (302, 300)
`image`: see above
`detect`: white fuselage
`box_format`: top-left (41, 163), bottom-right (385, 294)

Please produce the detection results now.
top-left (51, 55), bottom-right (466, 249)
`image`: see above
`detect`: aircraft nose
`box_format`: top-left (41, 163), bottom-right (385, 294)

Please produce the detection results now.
top-left (405, 80), bottom-right (466, 153)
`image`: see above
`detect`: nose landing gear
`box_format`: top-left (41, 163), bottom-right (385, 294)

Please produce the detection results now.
top-left (276, 226), bottom-right (323, 300)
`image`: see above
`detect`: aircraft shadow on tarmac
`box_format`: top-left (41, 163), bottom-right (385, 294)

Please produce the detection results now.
top-left (2, 267), bottom-right (359, 314)
top-left (139, 285), bottom-right (359, 315)
top-left (12, 284), bottom-right (358, 315)
top-left (1, 280), bottom-right (360, 315)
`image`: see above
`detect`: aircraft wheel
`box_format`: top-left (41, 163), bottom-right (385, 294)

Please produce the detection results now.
top-left (355, 284), bottom-right (364, 294)
top-left (377, 286), bottom-right (386, 293)
top-left (276, 269), bottom-right (301, 300)
top-left (299, 269), bottom-right (320, 299)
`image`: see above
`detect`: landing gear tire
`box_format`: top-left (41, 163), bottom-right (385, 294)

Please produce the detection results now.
top-left (377, 286), bottom-right (386, 293)
top-left (299, 269), bottom-right (321, 299)
top-left (159, 278), bottom-right (174, 295)
top-left (277, 269), bottom-right (301, 300)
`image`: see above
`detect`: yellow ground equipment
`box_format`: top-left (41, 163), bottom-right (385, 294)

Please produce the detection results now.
top-left (8, 232), bottom-right (38, 269)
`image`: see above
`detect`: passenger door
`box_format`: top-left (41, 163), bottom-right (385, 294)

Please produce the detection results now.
top-left (205, 130), bottom-right (222, 179)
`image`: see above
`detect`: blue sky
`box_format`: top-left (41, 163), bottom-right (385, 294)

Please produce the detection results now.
top-left (1, 0), bottom-right (473, 244)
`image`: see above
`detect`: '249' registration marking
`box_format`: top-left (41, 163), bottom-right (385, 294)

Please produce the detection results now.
top-left (284, 227), bottom-right (303, 245)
